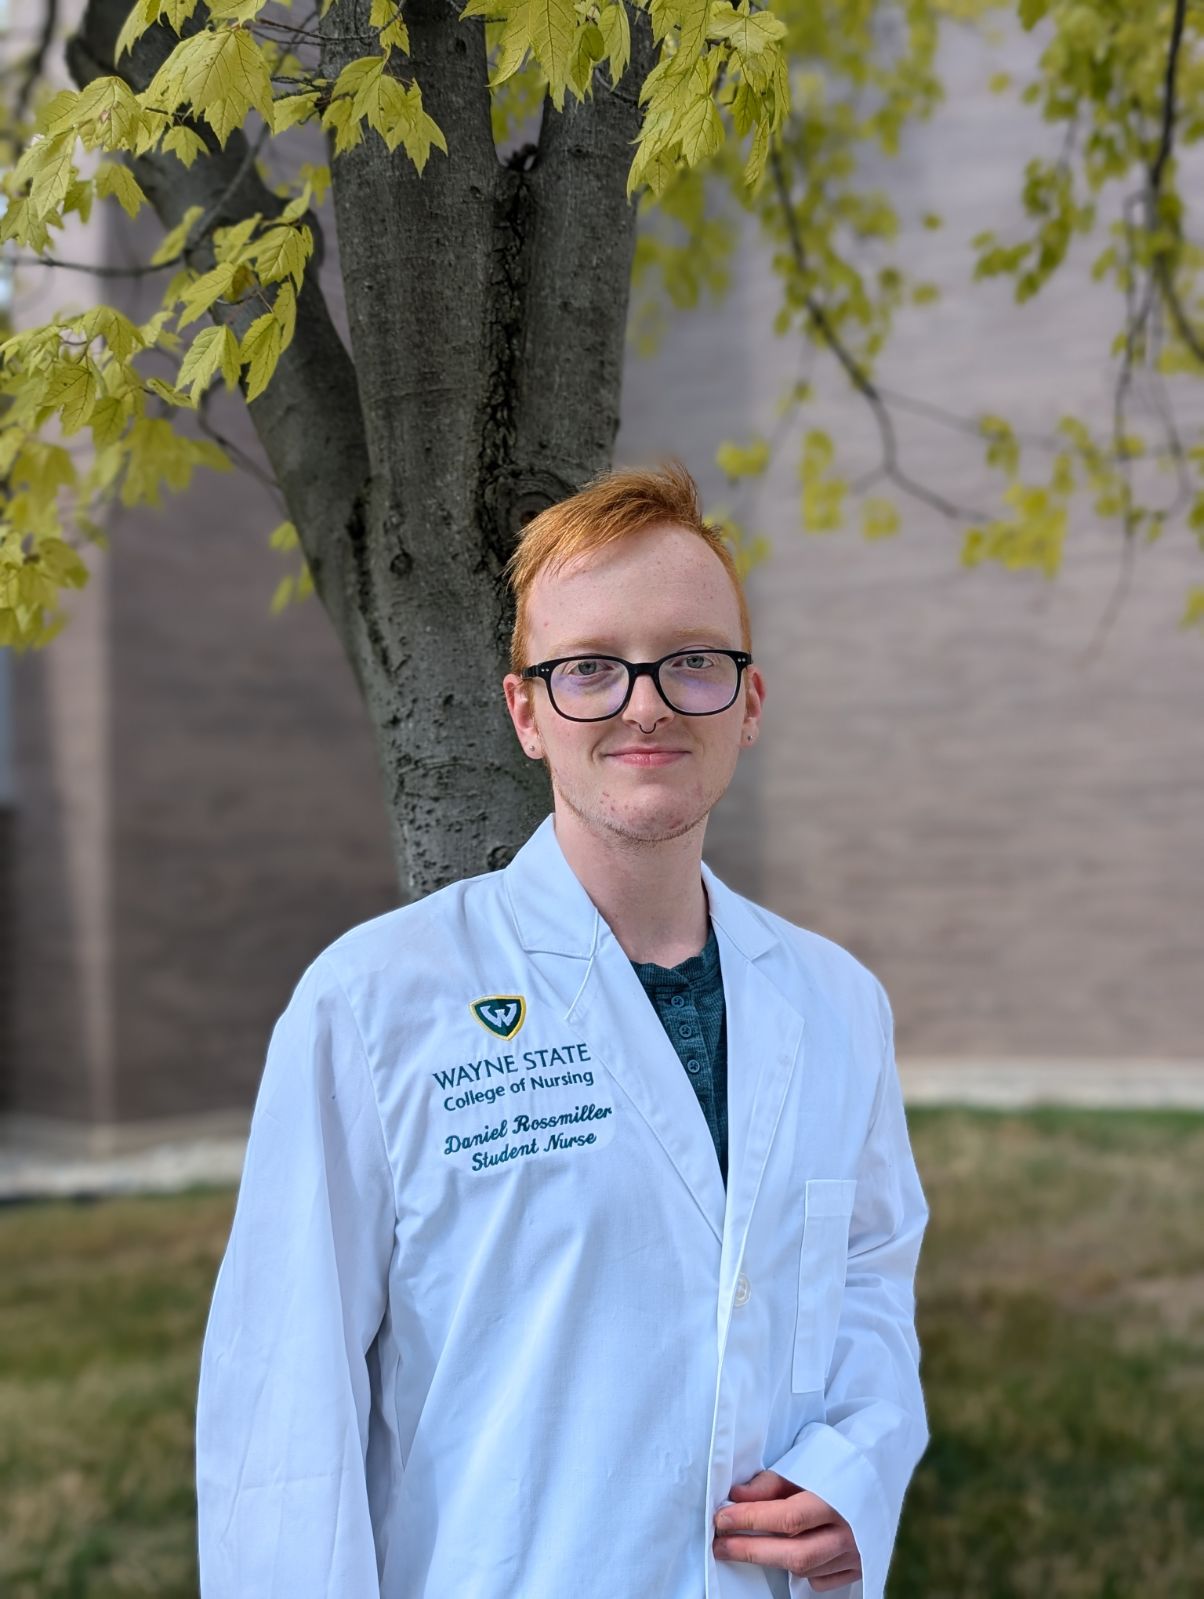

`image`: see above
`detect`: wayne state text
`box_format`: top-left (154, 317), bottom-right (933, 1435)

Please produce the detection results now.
top-left (444, 1102), bottom-right (614, 1169)
top-left (432, 1040), bottom-right (595, 1112)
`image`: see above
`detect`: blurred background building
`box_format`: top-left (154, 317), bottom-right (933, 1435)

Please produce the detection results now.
top-left (3, 14), bottom-right (1202, 1156)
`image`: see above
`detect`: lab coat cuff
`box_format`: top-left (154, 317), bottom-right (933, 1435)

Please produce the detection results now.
top-left (767, 1421), bottom-right (895, 1599)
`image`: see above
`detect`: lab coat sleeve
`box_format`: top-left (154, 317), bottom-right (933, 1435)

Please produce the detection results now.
top-left (766, 976), bottom-right (930, 1599)
top-left (195, 954), bottom-right (397, 1598)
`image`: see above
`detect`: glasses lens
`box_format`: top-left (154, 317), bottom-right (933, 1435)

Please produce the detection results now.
top-left (549, 657), bottom-right (630, 720)
top-left (659, 651), bottom-right (739, 714)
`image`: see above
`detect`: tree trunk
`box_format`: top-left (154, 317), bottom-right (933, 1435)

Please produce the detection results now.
top-left (67, 0), bottom-right (657, 896)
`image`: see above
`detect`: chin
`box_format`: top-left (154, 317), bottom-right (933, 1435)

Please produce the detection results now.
top-left (602, 795), bottom-right (709, 843)
top-left (554, 772), bottom-right (721, 843)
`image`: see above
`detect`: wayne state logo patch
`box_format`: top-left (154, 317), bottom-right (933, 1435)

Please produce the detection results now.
top-left (469, 994), bottom-right (527, 1041)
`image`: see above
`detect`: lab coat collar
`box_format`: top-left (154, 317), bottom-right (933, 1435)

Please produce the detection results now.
top-left (503, 811), bottom-right (805, 1256)
top-left (503, 811), bottom-right (778, 963)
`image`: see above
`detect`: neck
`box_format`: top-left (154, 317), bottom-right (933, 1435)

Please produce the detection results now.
top-left (551, 804), bottom-right (711, 966)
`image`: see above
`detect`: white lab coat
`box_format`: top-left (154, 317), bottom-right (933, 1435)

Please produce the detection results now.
top-left (195, 811), bottom-right (930, 1599)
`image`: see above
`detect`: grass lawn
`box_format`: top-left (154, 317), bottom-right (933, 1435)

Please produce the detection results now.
top-left (1, 1107), bottom-right (1201, 1597)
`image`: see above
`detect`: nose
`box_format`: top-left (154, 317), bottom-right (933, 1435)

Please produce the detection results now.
top-left (623, 669), bottom-right (673, 731)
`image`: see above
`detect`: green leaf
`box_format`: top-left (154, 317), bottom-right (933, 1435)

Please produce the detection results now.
top-left (861, 496), bottom-right (900, 539)
top-left (325, 56), bottom-right (446, 168)
top-left (320, 93), bottom-right (365, 155)
top-left (14, 130), bottom-right (77, 222)
top-left (207, 0), bottom-right (270, 21)
top-left (271, 91), bottom-right (322, 133)
top-left (672, 0), bottom-right (711, 65)
top-left (36, 538), bottom-right (89, 588)
top-left (597, 0), bottom-right (630, 85)
top-left (44, 359), bottom-right (100, 435)
top-left (95, 159), bottom-right (147, 218)
top-left (715, 435), bottom-right (770, 478)
top-left (89, 395), bottom-right (128, 447)
top-left (178, 324), bottom-right (242, 402)
top-left (115, 0), bottom-right (161, 62)
top-left (177, 261), bottom-right (239, 328)
top-left (268, 519), bottom-right (299, 550)
top-left (74, 306), bottom-right (146, 361)
top-left (213, 212), bottom-right (264, 263)
top-left (270, 281), bottom-right (297, 347)
top-left (244, 223), bottom-right (312, 288)
top-left (239, 311), bottom-right (283, 402)
top-left (118, 416), bottom-right (232, 507)
top-left (150, 203), bottom-right (206, 267)
top-left (142, 25), bottom-right (275, 148)
top-left (1180, 587), bottom-right (1204, 629)
top-left (145, 376), bottom-right (194, 407)
top-left (528, 0), bottom-right (576, 109)
top-left (488, 5), bottom-right (532, 88)
top-left (162, 126), bottom-right (209, 167)
top-left (707, 3), bottom-right (786, 55)
top-left (678, 88), bottom-right (725, 166)
top-left (370, 0), bottom-right (410, 52)
top-left (46, 77), bottom-right (145, 146)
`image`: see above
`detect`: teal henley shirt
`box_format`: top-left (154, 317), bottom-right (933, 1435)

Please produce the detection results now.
top-left (629, 919), bottom-right (729, 1187)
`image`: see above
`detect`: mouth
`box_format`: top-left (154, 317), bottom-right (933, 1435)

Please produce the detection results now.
top-left (605, 750), bottom-right (689, 767)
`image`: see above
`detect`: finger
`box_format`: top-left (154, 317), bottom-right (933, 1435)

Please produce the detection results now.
top-left (808, 1547), bottom-right (862, 1578)
top-left (727, 1470), bottom-right (795, 1498)
top-left (810, 1568), bottom-right (861, 1592)
top-left (714, 1504), bottom-right (798, 1536)
top-left (714, 1493), bottom-right (833, 1537)
top-left (724, 1482), bottom-right (793, 1508)
top-left (713, 1529), bottom-right (845, 1575)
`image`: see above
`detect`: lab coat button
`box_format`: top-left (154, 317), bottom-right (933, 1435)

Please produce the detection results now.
top-left (734, 1272), bottom-right (751, 1306)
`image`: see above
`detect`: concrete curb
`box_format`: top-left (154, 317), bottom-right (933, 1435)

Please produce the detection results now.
top-left (0, 1138), bottom-right (247, 1206)
top-left (899, 1058), bottom-right (1204, 1110)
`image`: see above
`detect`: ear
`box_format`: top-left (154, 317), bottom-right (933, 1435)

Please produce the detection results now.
top-left (740, 665), bottom-right (766, 747)
top-left (503, 672), bottom-right (545, 760)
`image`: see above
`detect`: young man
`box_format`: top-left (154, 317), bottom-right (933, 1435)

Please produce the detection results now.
top-left (195, 460), bottom-right (930, 1599)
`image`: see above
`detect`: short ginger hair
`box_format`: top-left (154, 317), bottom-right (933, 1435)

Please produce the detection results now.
top-left (503, 457), bottom-right (753, 675)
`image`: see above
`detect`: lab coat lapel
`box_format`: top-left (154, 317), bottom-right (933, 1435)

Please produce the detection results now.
top-left (502, 814), bottom-right (805, 1255)
top-left (503, 814), bottom-right (727, 1241)
top-left (703, 862), bottom-right (806, 1317)
top-left (571, 925), bottom-right (729, 1243)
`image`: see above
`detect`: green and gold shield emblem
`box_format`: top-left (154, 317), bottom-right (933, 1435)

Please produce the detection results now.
top-left (470, 995), bottom-right (527, 1041)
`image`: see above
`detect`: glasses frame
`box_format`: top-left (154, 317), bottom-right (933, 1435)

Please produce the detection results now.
top-left (520, 648), bottom-right (753, 722)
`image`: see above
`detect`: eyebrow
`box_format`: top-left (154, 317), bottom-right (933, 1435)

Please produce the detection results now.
top-left (546, 630), bottom-right (738, 657)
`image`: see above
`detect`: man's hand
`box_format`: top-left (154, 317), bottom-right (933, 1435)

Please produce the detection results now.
top-left (712, 1469), bottom-right (863, 1592)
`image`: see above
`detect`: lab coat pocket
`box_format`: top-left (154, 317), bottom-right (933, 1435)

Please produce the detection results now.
top-left (791, 1177), bottom-right (858, 1393)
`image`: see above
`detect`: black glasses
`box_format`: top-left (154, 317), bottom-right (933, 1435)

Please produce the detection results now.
top-left (520, 648), bottom-right (753, 722)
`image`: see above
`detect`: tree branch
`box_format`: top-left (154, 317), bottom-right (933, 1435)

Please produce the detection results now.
top-left (63, 0), bottom-right (371, 668)
top-left (1082, 0), bottom-right (1190, 664)
top-left (1148, 0), bottom-right (1204, 363)
top-left (1149, 0), bottom-right (1187, 201)
top-left (768, 145), bottom-right (991, 525)
top-left (14, 0), bottom-right (60, 127)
